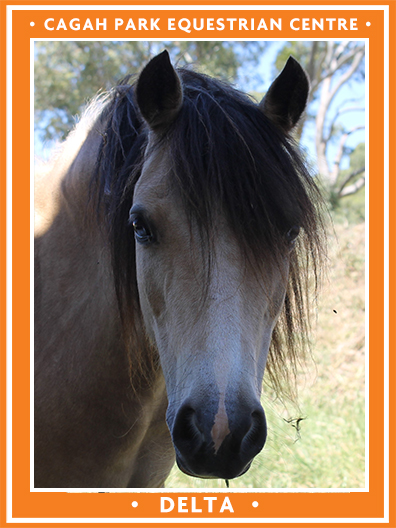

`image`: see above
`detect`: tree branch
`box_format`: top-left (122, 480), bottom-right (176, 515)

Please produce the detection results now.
top-left (339, 175), bottom-right (365, 197)
top-left (306, 41), bottom-right (318, 82)
top-left (325, 106), bottom-right (365, 143)
top-left (330, 126), bottom-right (365, 185)
top-left (315, 44), bottom-right (365, 86)
top-left (338, 167), bottom-right (365, 194)
top-left (328, 48), bottom-right (365, 103)
top-left (315, 44), bottom-right (364, 174)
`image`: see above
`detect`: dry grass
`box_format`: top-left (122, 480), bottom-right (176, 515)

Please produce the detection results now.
top-left (165, 220), bottom-right (366, 489)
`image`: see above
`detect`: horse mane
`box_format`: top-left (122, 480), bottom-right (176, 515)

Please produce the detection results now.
top-left (90, 67), bottom-right (326, 399)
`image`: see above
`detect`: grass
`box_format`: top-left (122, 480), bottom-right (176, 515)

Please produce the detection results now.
top-left (165, 219), bottom-right (366, 489)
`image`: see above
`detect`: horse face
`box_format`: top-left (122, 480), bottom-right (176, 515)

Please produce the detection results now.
top-left (131, 151), bottom-right (289, 480)
top-left (132, 50), bottom-right (309, 480)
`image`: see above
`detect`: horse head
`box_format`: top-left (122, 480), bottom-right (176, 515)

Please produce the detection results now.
top-left (128, 51), bottom-right (311, 480)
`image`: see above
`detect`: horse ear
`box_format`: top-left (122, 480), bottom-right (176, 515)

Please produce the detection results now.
top-left (136, 50), bottom-right (183, 132)
top-left (259, 56), bottom-right (309, 133)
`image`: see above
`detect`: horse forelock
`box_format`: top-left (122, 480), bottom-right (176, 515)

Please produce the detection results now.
top-left (92, 68), bottom-right (326, 398)
top-left (164, 69), bottom-right (326, 399)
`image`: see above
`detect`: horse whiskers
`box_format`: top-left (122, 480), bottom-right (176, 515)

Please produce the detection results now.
top-left (113, 417), bottom-right (140, 439)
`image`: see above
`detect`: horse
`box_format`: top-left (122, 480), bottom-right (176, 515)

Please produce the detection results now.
top-left (34, 50), bottom-right (325, 488)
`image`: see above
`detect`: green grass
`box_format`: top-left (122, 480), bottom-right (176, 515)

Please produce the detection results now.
top-left (165, 220), bottom-right (366, 489)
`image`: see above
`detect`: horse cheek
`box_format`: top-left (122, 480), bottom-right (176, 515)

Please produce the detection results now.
top-left (135, 249), bottom-right (167, 340)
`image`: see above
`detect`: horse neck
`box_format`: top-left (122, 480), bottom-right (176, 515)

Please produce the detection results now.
top-left (35, 129), bottom-right (122, 374)
top-left (35, 126), bottom-right (163, 401)
top-left (35, 122), bottom-right (101, 232)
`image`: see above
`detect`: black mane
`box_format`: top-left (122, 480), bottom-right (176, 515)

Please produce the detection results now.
top-left (93, 67), bottom-right (326, 396)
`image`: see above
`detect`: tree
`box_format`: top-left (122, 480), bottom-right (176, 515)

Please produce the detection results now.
top-left (35, 41), bottom-right (148, 141)
top-left (275, 41), bottom-right (365, 206)
top-left (34, 41), bottom-right (266, 143)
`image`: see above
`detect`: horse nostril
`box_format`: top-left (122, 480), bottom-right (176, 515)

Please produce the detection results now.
top-left (171, 401), bottom-right (267, 480)
top-left (240, 407), bottom-right (267, 456)
top-left (172, 405), bottom-right (204, 455)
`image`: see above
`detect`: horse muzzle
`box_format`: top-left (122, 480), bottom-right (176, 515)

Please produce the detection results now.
top-left (169, 401), bottom-right (267, 480)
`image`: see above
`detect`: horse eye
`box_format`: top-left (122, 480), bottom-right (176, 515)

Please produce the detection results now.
top-left (286, 225), bottom-right (300, 244)
top-left (130, 214), bottom-right (153, 245)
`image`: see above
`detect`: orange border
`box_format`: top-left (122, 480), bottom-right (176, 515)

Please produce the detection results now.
top-left (1, 0), bottom-right (394, 526)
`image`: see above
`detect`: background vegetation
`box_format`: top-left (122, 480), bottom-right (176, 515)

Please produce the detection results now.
top-left (35, 41), bottom-right (366, 488)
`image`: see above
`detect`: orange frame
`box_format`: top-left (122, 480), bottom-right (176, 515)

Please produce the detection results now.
top-left (0, 1), bottom-right (394, 526)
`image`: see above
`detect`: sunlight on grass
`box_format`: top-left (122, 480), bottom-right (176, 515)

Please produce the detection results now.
top-left (165, 220), bottom-right (365, 489)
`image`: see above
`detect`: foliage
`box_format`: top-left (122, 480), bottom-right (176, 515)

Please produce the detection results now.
top-left (34, 41), bottom-right (266, 142)
top-left (328, 142), bottom-right (365, 216)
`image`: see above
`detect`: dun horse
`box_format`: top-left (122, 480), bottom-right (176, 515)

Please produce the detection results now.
top-left (35, 51), bottom-right (324, 488)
